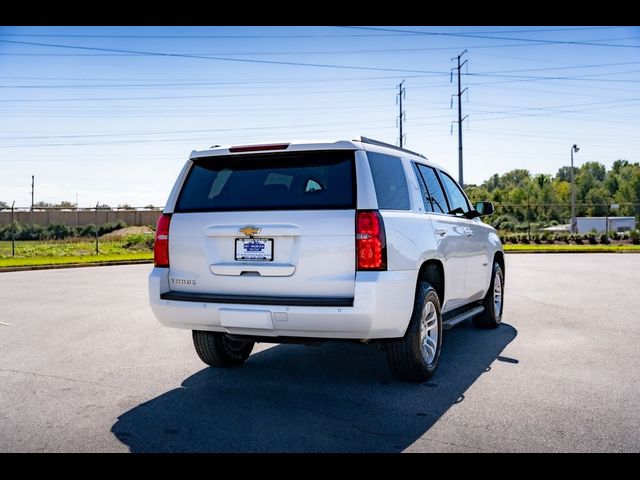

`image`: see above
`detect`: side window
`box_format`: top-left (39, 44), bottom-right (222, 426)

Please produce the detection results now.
top-left (411, 163), bottom-right (433, 212)
top-left (367, 152), bottom-right (410, 210)
top-left (415, 164), bottom-right (448, 214)
top-left (438, 171), bottom-right (470, 215)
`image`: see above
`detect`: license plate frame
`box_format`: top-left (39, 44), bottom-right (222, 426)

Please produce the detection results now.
top-left (235, 238), bottom-right (274, 261)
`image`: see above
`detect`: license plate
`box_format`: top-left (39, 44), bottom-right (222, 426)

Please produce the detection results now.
top-left (235, 238), bottom-right (273, 261)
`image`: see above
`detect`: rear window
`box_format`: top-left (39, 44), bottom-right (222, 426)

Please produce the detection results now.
top-left (175, 151), bottom-right (356, 212)
top-left (367, 152), bottom-right (410, 210)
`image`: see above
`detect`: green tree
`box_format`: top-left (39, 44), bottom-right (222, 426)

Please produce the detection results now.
top-left (584, 186), bottom-right (612, 216)
top-left (464, 185), bottom-right (491, 205)
top-left (464, 159), bottom-right (639, 233)
top-left (556, 166), bottom-right (577, 183)
top-left (612, 161), bottom-right (640, 217)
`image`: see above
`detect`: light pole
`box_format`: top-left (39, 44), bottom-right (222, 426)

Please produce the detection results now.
top-left (570, 144), bottom-right (580, 234)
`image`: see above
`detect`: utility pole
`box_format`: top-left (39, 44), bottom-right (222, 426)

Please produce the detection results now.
top-left (31, 175), bottom-right (34, 211)
top-left (570, 144), bottom-right (580, 234)
top-left (396, 80), bottom-right (406, 147)
top-left (11, 200), bottom-right (15, 257)
top-left (451, 50), bottom-right (468, 186)
top-left (95, 201), bottom-right (100, 255)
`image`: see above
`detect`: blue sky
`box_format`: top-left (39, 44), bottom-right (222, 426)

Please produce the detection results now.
top-left (0, 25), bottom-right (639, 208)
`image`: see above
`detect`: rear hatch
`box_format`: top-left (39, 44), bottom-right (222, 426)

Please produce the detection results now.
top-left (168, 149), bottom-right (357, 300)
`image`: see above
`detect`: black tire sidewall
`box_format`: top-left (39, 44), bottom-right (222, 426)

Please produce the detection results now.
top-left (220, 335), bottom-right (254, 362)
top-left (491, 263), bottom-right (504, 323)
top-left (192, 330), bottom-right (254, 367)
top-left (411, 283), bottom-right (443, 376)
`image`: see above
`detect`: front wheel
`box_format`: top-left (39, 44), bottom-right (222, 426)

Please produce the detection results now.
top-left (386, 282), bottom-right (443, 382)
top-left (473, 261), bottom-right (504, 329)
top-left (192, 331), bottom-right (254, 367)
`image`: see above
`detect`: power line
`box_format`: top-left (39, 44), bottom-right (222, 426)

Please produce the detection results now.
top-left (1, 62), bottom-right (637, 88)
top-left (7, 37), bottom-right (639, 79)
top-left (464, 97), bottom-right (640, 114)
top-left (0, 26), bottom-right (621, 39)
top-left (2, 37), bottom-right (639, 57)
top-left (467, 69), bottom-right (640, 83)
top-left (476, 60), bottom-right (640, 74)
top-left (2, 39), bottom-right (636, 58)
top-left (338, 26), bottom-right (640, 49)
top-left (0, 118), bottom-right (410, 148)
top-left (457, 26), bottom-right (622, 35)
top-left (0, 32), bottom-right (421, 39)
top-left (0, 39), bottom-right (446, 75)
top-left (0, 43), bottom-right (574, 55)
top-left (0, 73), bottom-right (446, 89)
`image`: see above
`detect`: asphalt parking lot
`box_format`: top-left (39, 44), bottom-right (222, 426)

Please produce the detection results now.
top-left (1, 254), bottom-right (639, 452)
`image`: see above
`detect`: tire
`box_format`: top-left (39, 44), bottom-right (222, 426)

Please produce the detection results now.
top-left (473, 261), bottom-right (504, 329)
top-left (386, 282), bottom-right (443, 382)
top-left (192, 330), bottom-right (254, 367)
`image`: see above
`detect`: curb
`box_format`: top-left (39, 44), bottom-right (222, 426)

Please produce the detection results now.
top-left (0, 259), bottom-right (153, 273)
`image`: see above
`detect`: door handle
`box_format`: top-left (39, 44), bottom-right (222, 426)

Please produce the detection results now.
top-left (435, 227), bottom-right (447, 236)
top-left (464, 227), bottom-right (473, 237)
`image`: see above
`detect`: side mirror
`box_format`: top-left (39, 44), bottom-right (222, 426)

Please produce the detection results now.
top-left (474, 201), bottom-right (494, 216)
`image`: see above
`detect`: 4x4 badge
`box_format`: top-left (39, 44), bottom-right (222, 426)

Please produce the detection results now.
top-left (239, 226), bottom-right (261, 237)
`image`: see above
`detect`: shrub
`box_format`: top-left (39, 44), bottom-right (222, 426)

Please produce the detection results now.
top-left (630, 230), bottom-right (640, 245)
top-left (122, 233), bottom-right (154, 250)
top-left (491, 214), bottom-right (516, 231)
top-left (0, 220), bottom-right (132, 241)
top-left (588, 234), bottom-right (598, 245)
top-left (80, 224), bottom-right (97, 237)
top-left (97, 220), bottom-right (127, 236)
top-left (45, 223), bottom-right (71, 240)
top-left (17, 223), bottom-right (45, 241)
top-left (599, 234), bottom-right (610, 245)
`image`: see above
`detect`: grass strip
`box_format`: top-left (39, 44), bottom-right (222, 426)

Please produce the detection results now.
top-left (0, 252), bottom-right (153, 268)
top-left (504, 244), bottom-right (640, 253)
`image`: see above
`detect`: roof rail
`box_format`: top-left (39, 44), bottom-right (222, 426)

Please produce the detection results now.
top-left (354, 136), bottom-right (427, 159)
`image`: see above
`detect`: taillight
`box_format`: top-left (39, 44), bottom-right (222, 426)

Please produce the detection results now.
top-left (356, 210), bottom-right (387, 271)
top-left (154, 214), bottom-right (171, 268)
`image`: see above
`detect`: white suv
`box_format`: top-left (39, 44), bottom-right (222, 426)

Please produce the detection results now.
top-left (149, 137), bottom-right (504, 382)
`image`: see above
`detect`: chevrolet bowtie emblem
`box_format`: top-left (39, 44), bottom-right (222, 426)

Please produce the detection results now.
top-left (239, 226), bottom-right (261, 237)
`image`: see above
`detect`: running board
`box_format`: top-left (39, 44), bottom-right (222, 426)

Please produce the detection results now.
top-left (442, 305), bottom-right (484, 330)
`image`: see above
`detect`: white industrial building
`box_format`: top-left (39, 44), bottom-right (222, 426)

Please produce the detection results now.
top-left (576, 217), bottom-right (636, 234)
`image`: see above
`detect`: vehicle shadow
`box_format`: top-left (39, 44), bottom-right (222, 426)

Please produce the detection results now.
top-left (112, 322), bottom-right (517, 452)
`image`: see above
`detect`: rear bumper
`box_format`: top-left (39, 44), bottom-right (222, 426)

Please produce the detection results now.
top-left (148, 268), bottom-right (417, 339)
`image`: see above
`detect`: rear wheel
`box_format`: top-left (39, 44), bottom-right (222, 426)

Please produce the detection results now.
top-left (473, 261), bottom-right (504, 329)
top-left (386, 282), bottom-right (442, 382)
top-left (192, 330), bottom-right (254, 367)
